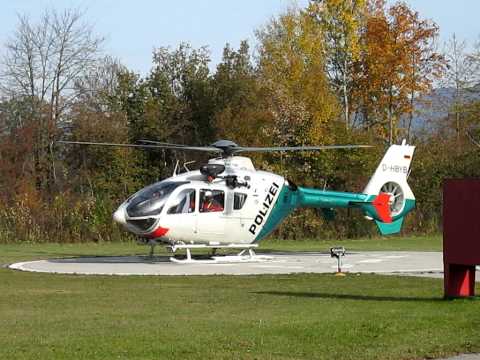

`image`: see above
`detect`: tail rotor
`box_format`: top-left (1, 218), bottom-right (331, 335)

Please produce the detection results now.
top-left (380, 181), bottom-right (405, 217)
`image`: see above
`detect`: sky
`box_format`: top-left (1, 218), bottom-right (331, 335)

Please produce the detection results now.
top-left (0, 1), bottom-right (479, 76)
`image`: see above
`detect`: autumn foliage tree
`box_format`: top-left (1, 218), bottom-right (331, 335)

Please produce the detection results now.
top-left (355, 0), bottom-right (444, 144)
top-left (257, 9), bottom-right (339, 147)
top-left (307, 0), bottom-right (367, 129)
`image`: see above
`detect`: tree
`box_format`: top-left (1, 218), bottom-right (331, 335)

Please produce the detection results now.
top-left (257, 9), bottom-right (339, 145)
top-left (307, 0), bottom-right (367, 129)
top-left (441, 35), bottom-right (476, 146)
top-left (113, 44), bottom-right (215, 184)
top-left (65, 57), bottom-right (141, 198)
top-left (150, 43), bottom-right (214, 145)
top-left (212, 41), bottom-right (269, 145)
top-left (257, 8), bottom-right (345, 189)
top-left (0, 8), bottom-right (104, 188)
top-left (1, 8), bottom-right (104, 124)
top-left (356, 1), bottom-right (443, 144)
top-left (73, 56), bottom-right (126, 114)
top-left (402, 6), bottom-right (444, 141)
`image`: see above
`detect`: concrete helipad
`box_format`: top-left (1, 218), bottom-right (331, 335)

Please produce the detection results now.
top-left (9, 251), bottom-right (450, 276)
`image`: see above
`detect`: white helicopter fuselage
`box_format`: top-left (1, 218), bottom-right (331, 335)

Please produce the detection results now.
top-left (113, 141), bottom-right (417, 247)
top-left (114, 156), bottom-right (286, 246)
top-left (61, 139), bottom-right (416, 256)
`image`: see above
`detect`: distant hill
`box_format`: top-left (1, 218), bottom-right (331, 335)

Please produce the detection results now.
top-left (406, 86), bottom-right (480, 136)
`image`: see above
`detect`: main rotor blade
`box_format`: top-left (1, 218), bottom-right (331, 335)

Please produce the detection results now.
top-left (135, 139), bottom-right (228, 153)
top-left (57, 140), bottom-right (222, 153)
top-left (233, 145), bottom-right (373, 153)
top-left (57, 140), bottom-right (373, 157)
top-left (137, 139), bottom-right (190, 147)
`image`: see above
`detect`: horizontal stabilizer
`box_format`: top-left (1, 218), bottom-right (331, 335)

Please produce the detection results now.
top-left (375, 217), bottom-right (404, 235)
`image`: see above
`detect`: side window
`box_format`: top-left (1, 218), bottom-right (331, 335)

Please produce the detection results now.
top-left (199, 189), bottom-right (224, 213)
top-left (233, 193), bottom-right (247, 210)
top-left (167, 189), bottom-right (196, 215)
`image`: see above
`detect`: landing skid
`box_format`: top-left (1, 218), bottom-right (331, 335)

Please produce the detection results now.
top-left (167, 243), bottom-right (272, 264)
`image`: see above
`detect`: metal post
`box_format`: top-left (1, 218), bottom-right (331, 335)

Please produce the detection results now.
top-left (330, 247), bottom-right (346, 276)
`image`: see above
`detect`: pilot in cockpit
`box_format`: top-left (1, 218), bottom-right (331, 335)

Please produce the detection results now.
top-left (201, 190), bottom-right (224, 212)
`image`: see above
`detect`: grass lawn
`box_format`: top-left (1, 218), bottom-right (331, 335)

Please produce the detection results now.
top-left (260, 234), bottom-right (443, 252)
top-left (3, 234), bottom-right (480, 360)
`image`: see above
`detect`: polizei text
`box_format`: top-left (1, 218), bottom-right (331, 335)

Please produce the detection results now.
top-left (249, 182), bottom-right (280, 235)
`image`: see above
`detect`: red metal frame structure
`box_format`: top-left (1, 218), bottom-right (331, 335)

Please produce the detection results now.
top-left (443, 179), bottom-right (480, 298)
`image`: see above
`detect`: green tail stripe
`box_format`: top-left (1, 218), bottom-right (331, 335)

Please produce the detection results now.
top-left (299, 187), bottom-right (368, 208)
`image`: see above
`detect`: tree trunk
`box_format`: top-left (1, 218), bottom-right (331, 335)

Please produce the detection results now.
top-left (343, 58), bottom-right (349, 129)
top-left (407, 91), bottom-right (414, 142)
top-left (388, 87), bottom-right (394, 145)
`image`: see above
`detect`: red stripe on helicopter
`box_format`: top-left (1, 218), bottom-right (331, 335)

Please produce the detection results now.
top-left (147, 226), bottom-right (169, 238)
top-left (372, 193), bottom-right (392, 223)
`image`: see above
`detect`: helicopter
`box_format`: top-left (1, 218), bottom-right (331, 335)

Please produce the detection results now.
top-left (59, 139), bottom-right (415, 262)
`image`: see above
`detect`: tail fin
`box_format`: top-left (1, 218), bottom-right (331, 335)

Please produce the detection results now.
top-left (363, 140), bottom-right (416, 235)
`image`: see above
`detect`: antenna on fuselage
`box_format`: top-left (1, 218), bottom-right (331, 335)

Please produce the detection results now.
top-left (172, 160), bottom-right (196, 176)
top-left (183, 161), bottom-right (195, 172)
top-left (173, 160), bottom-right (180, 177)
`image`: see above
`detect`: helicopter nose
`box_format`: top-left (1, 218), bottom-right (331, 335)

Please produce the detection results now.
top-left (113, 206), bottom-right (126, 225)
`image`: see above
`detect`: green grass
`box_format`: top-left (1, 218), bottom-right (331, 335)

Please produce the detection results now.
top-left (261, 234), bottom-right (442, 252)
top-left (0, 241), bottom-right (145, 267)
top-left (3, 234), bottom-right (479, 360)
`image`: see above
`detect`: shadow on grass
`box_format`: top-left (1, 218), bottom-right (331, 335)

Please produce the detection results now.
top-left (254, 291), bottom-right (442, 302)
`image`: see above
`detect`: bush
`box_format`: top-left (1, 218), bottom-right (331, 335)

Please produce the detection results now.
top-left (0, 190), bottom-right (132, 244)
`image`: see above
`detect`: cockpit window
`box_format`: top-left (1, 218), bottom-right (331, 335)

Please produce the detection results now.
top-left (167, 189), bottom-right (196, 215)
top-left (200, 189), bottom-right (224, 213)
top-left (126, 181), bottom-right (187, 217)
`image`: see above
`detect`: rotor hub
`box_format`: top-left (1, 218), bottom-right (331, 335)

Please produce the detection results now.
top-left (210, 140), bottom-right (240, 156)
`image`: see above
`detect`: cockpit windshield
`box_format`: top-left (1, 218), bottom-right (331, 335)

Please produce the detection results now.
top-left (126, 181), bottom-right (187, 217)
